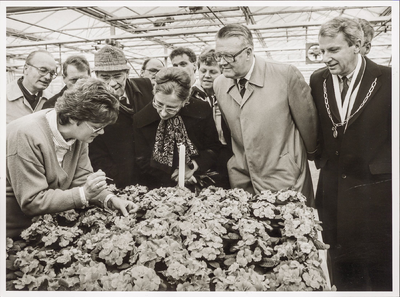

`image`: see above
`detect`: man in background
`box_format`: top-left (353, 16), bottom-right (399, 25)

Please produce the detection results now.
top-left (43, 55), bottom-right (91, 109)
top-left (355, 18), bottom-right (375, 56)
top-left (89, 45), bottom-right (153, 189)
top-left (169, 47), bottom-right (197, 86)
top-left (140, 57), bottom-right (165, 86)
top-left (7, 49), bottom-right (57, 124)
top-left (192, 47), bottom-right (232, 189)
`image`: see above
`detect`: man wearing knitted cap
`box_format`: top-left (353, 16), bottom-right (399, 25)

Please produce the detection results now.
top-left (89, 45), bottom-right (153, 188)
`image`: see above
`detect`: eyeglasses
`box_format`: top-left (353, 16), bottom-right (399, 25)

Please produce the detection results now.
top-left (214, 47), bottom-right (249, 63)
top-left (84, 121), bottom-right (106, 134)
top-left (152, 99), bottom-right (182, 114)
top-left (26, 63), bottom-right (58, 80)
top-left (145, 68), bottom-right (161, 75)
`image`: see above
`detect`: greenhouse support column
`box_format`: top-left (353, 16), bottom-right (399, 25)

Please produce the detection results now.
top-left (59, 44), bottom-right (62, 75)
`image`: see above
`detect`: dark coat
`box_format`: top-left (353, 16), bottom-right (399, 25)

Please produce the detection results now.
top-left (89, 78), bottom-right (153, 188)
top-left (310, 57), bottom-right (392, 289)
top-left (42, 86), bottom-right (67, 109)
top-left (132, 97), bottom-right (222, 190)
top-left (191, 85), bottom-right (233, 188)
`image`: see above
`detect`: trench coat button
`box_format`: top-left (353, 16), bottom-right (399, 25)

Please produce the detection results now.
top-left (335, 151), bottom-right (339, 156)
top-left (341, 174), bottom-right (347, 179)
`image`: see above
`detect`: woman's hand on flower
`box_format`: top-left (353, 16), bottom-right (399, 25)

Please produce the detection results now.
top-left (108, 196), bottom-right (139, 216)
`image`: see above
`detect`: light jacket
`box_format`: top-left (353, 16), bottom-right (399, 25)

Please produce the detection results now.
top-left (6, 78), bottom-right (54, 124)
top-left (213, 55), bottom-right (318, 205)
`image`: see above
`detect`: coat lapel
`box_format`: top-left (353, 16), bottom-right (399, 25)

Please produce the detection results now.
top-left (348, 58), bottom-right (382, 126)
top-left (227, 80), bottom-right (242, 106)
top-left (227, 56), bottom-right (265, 107)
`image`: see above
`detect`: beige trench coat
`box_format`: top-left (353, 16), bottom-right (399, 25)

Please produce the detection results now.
top-left (214, 56), bottom-right (318, 206)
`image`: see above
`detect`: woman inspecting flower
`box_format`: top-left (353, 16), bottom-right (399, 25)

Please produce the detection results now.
top-left (6, 78), bottom-right (138, 239)
top-left (133, 67), bottom-right (221, 189)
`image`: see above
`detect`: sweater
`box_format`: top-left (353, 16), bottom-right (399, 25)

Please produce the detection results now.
top-left (6, 109), bottom-right (108, 239)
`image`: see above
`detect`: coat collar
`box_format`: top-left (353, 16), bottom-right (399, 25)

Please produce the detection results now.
top-left (347, 57), bottom-right (382, 125)
top-left (321, 57), bottom-right (383, 126)
top-left (7, 78), bottom-right (53, 102)
top-left (225, 55), bottom-right (265, 106)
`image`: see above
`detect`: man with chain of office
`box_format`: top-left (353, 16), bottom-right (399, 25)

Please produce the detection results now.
top-left (309, 16), bottom-right (392, 291)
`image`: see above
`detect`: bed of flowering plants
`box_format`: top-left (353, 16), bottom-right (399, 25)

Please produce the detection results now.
top-left (6, 185), bottom-right (335, 291)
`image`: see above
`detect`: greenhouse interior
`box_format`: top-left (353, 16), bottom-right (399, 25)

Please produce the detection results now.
top-left (5, 5), bottom-right (394, 87)
top-left (3, 2), bottom-right (399, 295)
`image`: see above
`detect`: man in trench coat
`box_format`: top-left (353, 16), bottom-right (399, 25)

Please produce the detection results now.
top-left (213, 24), bottom-right (318, 206)
top-left (310, 16), bottom-right (392, 291)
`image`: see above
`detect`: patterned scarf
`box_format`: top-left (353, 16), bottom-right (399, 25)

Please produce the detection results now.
top-left (151, 115), bottom-right (198, 173)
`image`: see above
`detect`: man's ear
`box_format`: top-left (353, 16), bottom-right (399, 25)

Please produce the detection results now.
top-left (354, 39), bottom-right (362, 54)
top-left (365, 43), bottom-right (371, 55)
top-left (246, 47), bottom-right (253, 60)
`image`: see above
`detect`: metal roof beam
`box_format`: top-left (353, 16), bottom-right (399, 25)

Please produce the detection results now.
top-left (6, 7), bottom-right (66, 14)
top-left (106, 7), bottom-right (240, 21)
top-left (7, 16), bottom-right (391, 49)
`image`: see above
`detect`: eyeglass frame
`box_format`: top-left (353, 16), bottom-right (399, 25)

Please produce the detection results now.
top-left (26, 63), bottom-right (58, 80)
top-left (152, 98), bottom-right (183, 114)
top-left (214, 47), bottom-right (250, 63)
top-left (84, 121), bottom-right (106, 134)
top-left (145, 68), bottom-right (161, 75)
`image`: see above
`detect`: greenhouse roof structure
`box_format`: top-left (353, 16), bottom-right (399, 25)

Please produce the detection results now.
top-left (4, 2), bottom-right (396, 83)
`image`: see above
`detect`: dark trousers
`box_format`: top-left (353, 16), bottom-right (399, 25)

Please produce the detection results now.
top-left (328, 249), bottom-right (392, 291)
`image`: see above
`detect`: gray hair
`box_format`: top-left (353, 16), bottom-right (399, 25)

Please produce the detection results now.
top-left (319, 17), bottom-right (364, 47)
top-left (216, 24), bottom-right (254, 48)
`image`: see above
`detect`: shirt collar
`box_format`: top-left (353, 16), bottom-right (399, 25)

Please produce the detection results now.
top-left (46, 109), bottom-right (76, 150)
top-left (339, 68), bottom-right (356, 81)
top-left (237, 55), bottom-right (256, 84)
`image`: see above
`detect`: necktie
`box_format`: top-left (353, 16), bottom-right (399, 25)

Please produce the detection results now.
top-left (341, 76), bottom-right (349, 104)
top-left (238, 78), bottom-right (247, 97)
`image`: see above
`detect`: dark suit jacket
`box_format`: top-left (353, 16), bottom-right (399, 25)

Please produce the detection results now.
top-left (132, 97), bottom-right (221, 189)
top-left (42, 86), bottom-right (67, 109)
top-left (89, 78), bottom-right (153, 188)
top-left (310, 57), bottom-right (391, 264)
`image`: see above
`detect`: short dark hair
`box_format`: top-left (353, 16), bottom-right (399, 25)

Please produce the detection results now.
top-left (169, 47), bottom-right (197, 63)
top-left (141, 58), bottom-right (165, 70)
top-left (216, 24), bottom-right (254, 48)
top-left (63, 55), bottom-right (91, 77)
top-left (319, 17), bottom-right (363, 47)
top-left (197, 47), bottom-right (220, 68)
top-left (154, 67), bottom-right (191, 102)
top-left (55, 77), bottom-right (119, 126)
top-left (355, 18), bottom-right (375, 42)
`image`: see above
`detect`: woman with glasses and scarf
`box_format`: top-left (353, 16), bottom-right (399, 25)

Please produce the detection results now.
top-left (6, 78), bottom-right (138, 239)
top-left (133, 67), bottom-right (222, 190)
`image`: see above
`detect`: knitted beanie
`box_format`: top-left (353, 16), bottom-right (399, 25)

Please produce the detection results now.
top-left (93, 45), bottom-right (130, 71)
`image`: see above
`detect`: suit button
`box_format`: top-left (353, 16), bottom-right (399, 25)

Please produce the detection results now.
top-left (341, 174), bottom-right (347, 179)
top-left (335, 151), bottom-right (339, 155)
